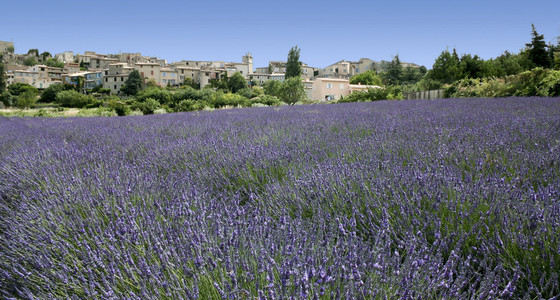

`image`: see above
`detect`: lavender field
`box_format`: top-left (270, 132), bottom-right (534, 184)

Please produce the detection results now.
top-left (1, 97), bottom-right (559, 298)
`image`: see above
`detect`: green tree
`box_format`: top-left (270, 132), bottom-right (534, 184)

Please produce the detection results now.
top-left (349, 70), bottom-right (383, 86)
top-left (6, 45), bottom-right (14, 54)
top-left (426, 49), bottom-right (461, 84)
top-left (286, 46), bottom-right (302, 79)
top-left (39, 83), bottom-right (67, 103)
top-left (381, 55), bottom-right (403, 85)
top-left (525, 24), bottom-right (550, 68)
top-left (56, 90), bottom-right (98, 108)
top-left (15, 90), bottom-right (38, 109)
top-left (263, 80), bottom-right (283, 97)
top-left (459, 54), bottom-right (485, 79)
top-left (45, 58), bottom-right (65, 68)
top-left (401, 66), bottom-right (427, 84)
top-left (182, 77), bottom-right (199, 89)
top-left (228, 72), bottom-right (247, 93)
top-left (24, 57), bottom-right (38, 66)
top-left (0, 91), bottom-right (13, 107)
top-left (40, 51), bottom-right (52, 62)
top-left (120, 70), bottom-right (143, 96)
top-left (0, 54), bottom-right (6, 93)
top-left (8, 83), bottom-right (38, 96)
top-left (27, 49), bottom-right (39, 57)
top-left (278, 76), bottom-right (305, 105)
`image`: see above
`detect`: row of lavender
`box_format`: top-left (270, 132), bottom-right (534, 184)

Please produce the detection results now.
top-left (1, 97), bottom-right (559, 298)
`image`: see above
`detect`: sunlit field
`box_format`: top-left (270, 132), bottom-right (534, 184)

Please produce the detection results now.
top-left (1, 97), bottom-right (559, 298)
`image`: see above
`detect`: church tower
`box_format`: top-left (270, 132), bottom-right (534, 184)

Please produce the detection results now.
top-left (242, 52), bottom-right (253, 74)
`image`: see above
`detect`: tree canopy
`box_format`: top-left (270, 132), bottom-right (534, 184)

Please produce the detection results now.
top-left (227, 72), bottom-right (247, 93)
top-left (121, 70), bottom-right (143, 96)
top-left (349, 70), bottom-right (382, 86)
top-left (286, 46), bottom-right (302, 79)
top-left (278, 76), bottom-right (306, 105)
top-left (526, 24), bottom-right (550, 68)
top-left (0, 54), bottom-right (6, 93)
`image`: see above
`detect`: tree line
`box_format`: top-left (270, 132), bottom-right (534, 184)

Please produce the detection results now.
top-left (343, 24), bottom-right (560, 102)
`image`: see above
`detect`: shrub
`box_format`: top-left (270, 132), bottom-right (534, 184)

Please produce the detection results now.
top-left (8, 83), bottom-right (38, 96)
top-left (339, 86), bottom-right (402, 103)
top-left (1, 91), bottom-right (13, 107)
top-left (136, 87), bottom-right (172, 105)
top-left (55, 90), bottom-right (97, 108)
top-left (106, 98), bottom-right (130, 116)
top-left (39, 84), bottom-right (66, 103)
top-left (132, 97), bottom-right (160, 115)
top-left (176, 99), bottom-right (197, 112)
top-left (15, 90), bottom-right (38, 109)
top-left (251, 94), bottom-right (282, 106)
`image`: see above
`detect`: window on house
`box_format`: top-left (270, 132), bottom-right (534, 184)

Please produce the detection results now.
top-left (162, 72), bottom-right (166, 77)
top-left (114, 85), bottom-right (117, 89)
top-left (340, 83), bottom-right (344, 90)
top-left (326, 83), bottom-right (332, 89)
top-left (121, 77), bottom-right (124, 81)
top-left (151, 71), bottom-right (154, 75)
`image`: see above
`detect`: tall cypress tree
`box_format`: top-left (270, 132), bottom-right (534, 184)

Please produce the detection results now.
top-left (525, 24), bottom-right (550, 68)
top-left (0, 54), bottom-right (6, 93)
top-left (285, 46), bottom-right (302, 79)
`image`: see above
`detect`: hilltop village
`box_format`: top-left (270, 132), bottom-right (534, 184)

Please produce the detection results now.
top-left (0, 41), bottom-right (419, 102)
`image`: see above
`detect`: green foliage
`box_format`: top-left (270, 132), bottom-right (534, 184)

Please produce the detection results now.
top-left (349, 70), bottom-right (382, 86)
top-left (401, 66), bottom-right (427, 84)
top-left (45, 58), bottom-right (64, 68)
top-left (6, 45), bottom-right (14, 53)
top-left (205, 91), bottom-right (250, 108)
top-left (228, 72), bottom-right (247, 93)
top-left (525, 24), bottom-right (551, 68)
top-left (27, 49), bottom-right (39, 56)
top-left (23, 57), bottom-right (38, 66)
top-left (338, 86), bottom-right (403, 102)
top-left (92, 84), bottom-right (110, 94)
top-left (1, 91), bottom-right (13, 107)
top-left (426, 49), bottom-right (461, 84)
top-left (133, 98), bottom-right (161, 115)
top-left (39, 83), bottom-right (67, 103)
top-left (121, 70), bottom-right (143, 96)
top-left (286, 46), bottom-right (302, 79)
top-left (107, 98), bottom-right (130, 116)
top-left (446, 68), bottom-right (560, 98)
top-left (55, 90), bottom-right (100, 108)
top-left (8, 83), bottom-right (38, 96)
top-left (0, 54), bottom-right (5, 93)
top-left (416, 77), bottom-right (443, 91)
top-left (15, 90), bottom-right (38, 109)
top-left (484, 51), bottom-right (533, 77)
top-left (176, 99), bottom-right (197, 112)
top-left (136, 86), bottom-right (172, 105)
top-left (278, 76), bottom-right (306, 105)
top-left (40, 51), bottom-right (52, 61)
top-left (250, 94), bottom-right (282, 106)
top-left (263, 80), bottom-right (283, 97)
top-left (182, 77), bottom-right (199, 89)
top-left (381, 55), bottom-right (403, 85)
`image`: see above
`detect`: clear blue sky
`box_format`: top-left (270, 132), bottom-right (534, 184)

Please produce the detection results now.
top-left (2, 0), bottom-right (559, 69)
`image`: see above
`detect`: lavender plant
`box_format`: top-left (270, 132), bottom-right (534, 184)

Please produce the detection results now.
top-left (1, 97), bottom-right (559, 298)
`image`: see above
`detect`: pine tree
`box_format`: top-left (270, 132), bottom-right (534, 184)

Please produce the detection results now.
top-left (525, 24), bottom-right (550, 68)
top-left (285, 46), bottom-right (302, 79)
top-left (121, 70), bottom-right (143, 96)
